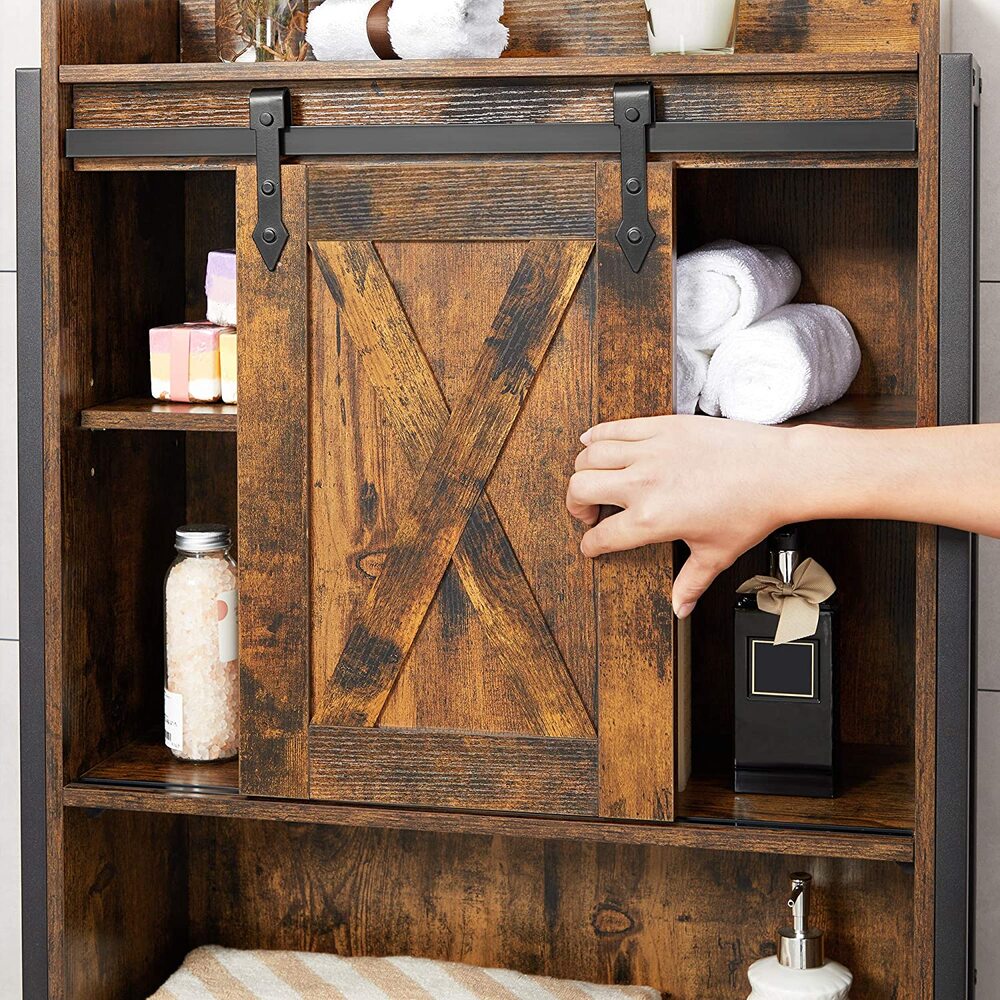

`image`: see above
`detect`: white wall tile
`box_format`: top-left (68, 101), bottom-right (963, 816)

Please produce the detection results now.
top-left (0, 642), bottom-right (19, 1000)
top-left (0, 275), bottom-right (16, 643)
top-left (0, 5), bottom-right (41, 273)
top-left (979, 691), bottom-right (1000, 996)
top-left (953, 0), bottom-right (1000, 279)
top-left (982, 284), bottom-right (1000, 426)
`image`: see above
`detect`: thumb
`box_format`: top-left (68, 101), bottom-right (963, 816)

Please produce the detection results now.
top-left (672, 550), bottom-right (725, 619)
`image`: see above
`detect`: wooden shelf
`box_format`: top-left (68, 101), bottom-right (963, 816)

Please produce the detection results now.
top-left (59, 53), bottom-right (918, 86)
top-left (70, 739), bottom-right (912, 862)
top-left (81, 740), bottom-right (238, 794)
top-left (676, 744), bottom-right (914, 834)
top-left (80, 397), bottom-right (237, 432)
top-left (783, 394), bottom-right (917, 429)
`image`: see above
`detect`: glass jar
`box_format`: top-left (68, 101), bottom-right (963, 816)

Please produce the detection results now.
top-left (216, 0), bottom-right (312, 63)
top-left (645, 0), bottom-right (740, 55)
top-left (164, 525), bottom-right (239, 762)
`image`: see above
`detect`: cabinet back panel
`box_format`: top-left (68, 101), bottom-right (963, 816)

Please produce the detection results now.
top-left (58, 172), bottom-right (188, 780)
top-left (184, 817), bottom-right (914, 1000)
top-left (677, 168), bottom-right (919, 400)
top-left (63, 810), bottom-right (189, 1000)
top-left (689, 519), bottom-right (916, 760)
top-left (178, 0), bottom-right (922, 62)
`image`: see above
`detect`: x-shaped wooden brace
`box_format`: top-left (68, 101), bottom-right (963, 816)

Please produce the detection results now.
top-left (312, 240), bottom-right (595, 735)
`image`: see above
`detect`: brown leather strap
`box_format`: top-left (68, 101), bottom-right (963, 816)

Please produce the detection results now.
top-left (366, 0), bottom-right (400, 60)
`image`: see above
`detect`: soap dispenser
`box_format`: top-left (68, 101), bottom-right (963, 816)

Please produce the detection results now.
top-left (747, 873), bottom-right (852, 1000)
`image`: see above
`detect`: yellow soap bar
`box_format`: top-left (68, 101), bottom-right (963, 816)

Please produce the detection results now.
top-left (220, 331), bottom-right (238, 404)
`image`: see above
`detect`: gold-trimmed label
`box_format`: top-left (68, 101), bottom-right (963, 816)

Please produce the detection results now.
top-left (750, 638), bottom-right (817, 699)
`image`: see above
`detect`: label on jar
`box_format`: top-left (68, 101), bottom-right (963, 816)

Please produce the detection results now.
top-left (164, 688), bottom-right (183, 753)
top-left (217, 588), bottom-right (238, 664)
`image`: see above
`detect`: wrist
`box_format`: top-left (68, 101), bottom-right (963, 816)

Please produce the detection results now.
top-left (780, 423), bottom-right (892, 524)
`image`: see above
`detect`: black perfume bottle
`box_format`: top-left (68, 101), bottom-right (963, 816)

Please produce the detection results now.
top-left (734, 527), bottom-right (837, 797)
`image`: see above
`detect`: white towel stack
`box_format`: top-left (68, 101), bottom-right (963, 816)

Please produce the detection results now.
top-left (699, 305), bottom-right (861, 425)
top-left (307, 0), bottom-right (509, 61)
top-left (674, 240), bottom-right (860, 423)
top-left (676, 239), bottom-right (801, 352)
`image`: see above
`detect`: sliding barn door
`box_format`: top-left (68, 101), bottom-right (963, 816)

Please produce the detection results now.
top-left (237, 161), bottom-right (676, 821)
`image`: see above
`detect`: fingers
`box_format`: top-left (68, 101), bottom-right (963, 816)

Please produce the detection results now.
top-left (574, 440), bottom-right (636, 472)
top-left (671, 550), bottom-right (729, 619)
top-left (580, 416), bottom-right (666, 446)
top-left (580, 509), bottom-right (641, 558)
top-left (566, 470), bottom-right (628, 524)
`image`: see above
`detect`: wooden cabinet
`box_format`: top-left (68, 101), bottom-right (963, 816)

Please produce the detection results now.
top-left (18, 1), bottom-right (978, 997)
top-left (237, 163), bottom-right (678, 818)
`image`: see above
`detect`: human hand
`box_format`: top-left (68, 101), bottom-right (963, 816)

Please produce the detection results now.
top-left (566, 415), bottom-right (802, 618)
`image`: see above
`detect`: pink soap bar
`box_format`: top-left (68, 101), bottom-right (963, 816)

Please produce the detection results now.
top-left (150, 322), bottom-right (228, 403)
top-left (206, 250), bottom-right (237, 327)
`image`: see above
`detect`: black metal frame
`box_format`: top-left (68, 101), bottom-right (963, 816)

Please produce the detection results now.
top-left (937, 52), bottom-right (981, 1000)
top-left (17, 67), bottom-right (48, 1000)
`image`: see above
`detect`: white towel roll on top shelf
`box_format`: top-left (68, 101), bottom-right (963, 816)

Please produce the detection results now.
top-left (307, 0), bottom-right (509, 62)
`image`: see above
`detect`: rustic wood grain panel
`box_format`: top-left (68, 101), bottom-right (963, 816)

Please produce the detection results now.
top-left (81, 739), bottom-right (239, 794)
top-left (399, 240), bottom-right (599, 716)
top-left (59, 174), bottom-right (189, 785)
top-left (185, 431), bottom-right (239, 554)
top-left (595, 162), bottom-right (676, 822)
top-left (315, 240), bottom-right (593, 729)
top-left (677, 744), bottom-right (914, 832)
top-left (180, 0), bottom-right (219, 62)
top-left (912, 9), bottom-right (941, 994)
top-left (186, 819), bottom-right (915, 999)
top-left (71, 73), bottom-right (917, 129)
top-left (309, 729), bottom-right (599, 813)
top-left (311, 239), bottom-right (593, 738)
top-left (42, 0), bottom-right (193, 990)
top-left (781, 393), bottom-right (917, 429)
top-left (63, 53), bottom-right (920, 83)
top-left (64, 809), bottom-right (188, 1000)
top-left (80, 398), bottom-right (237, 432)
top-left (236, 165), bottom-right (310, 798)
top-left (506, 0), bottom-right (920, 55)
top-left (64, 781), bottom-right (915, 861)
top-left (58, 0), bottom-right (179, 65)
top-left (366, 241), bottom-right (600, 728)
top-left (677, 167), bottom-right (919, 398)
top-left (178, 0), bottom-right (921, 59)
top-left (307, 163), bottom-right (596, 241)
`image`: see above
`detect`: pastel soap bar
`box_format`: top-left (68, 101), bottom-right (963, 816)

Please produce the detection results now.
top-left (220, 331), bottom-right (237, 404)
top-left (150, 323), bottom-right (228, 403)
top-left (206, 250), bottom-right (237, 328)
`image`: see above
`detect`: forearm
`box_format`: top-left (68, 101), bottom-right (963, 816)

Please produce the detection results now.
top-left (786, 423), bottom-right (1000, 537)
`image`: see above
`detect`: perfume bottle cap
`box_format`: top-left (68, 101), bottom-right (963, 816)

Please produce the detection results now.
top-left (778, 872), bottom-right (825, 970)
top-left (768, 526), bottom-right (802, 584)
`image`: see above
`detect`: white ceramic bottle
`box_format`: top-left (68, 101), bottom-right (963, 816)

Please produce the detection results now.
top-left (747, 873), bottom-right (853, 1000)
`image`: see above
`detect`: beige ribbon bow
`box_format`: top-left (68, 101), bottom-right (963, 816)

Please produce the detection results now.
top-left (737, 557), bottom-right (836, 646)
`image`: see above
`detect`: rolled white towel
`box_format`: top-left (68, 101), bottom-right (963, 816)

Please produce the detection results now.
top-left (676, 240), bottom-right (801, 352)
top-left (391, 0), bottom-right (508, 59)
top-left (700, 304), bottom-right (861, 425)
top-left (307, 0), bottom-right (508, 61)
top-left (307, 0), bottom-right (382, 61)
top-left (675, 339), bottom-right (711, 416)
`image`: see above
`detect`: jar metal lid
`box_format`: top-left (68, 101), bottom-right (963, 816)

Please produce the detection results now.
top-left (175, 524), bottom-right (232, 554)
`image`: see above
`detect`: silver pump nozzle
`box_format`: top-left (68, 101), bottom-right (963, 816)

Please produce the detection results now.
top-left (768, 528), bottom-right (802, 584)
top-left (778, 872), bottom-right (825, 970)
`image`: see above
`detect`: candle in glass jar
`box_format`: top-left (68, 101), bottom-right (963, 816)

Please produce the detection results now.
top-left (646, 0), bottom-right (740, 55)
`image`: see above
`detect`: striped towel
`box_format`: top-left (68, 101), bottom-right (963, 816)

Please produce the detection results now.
top-left (150, 947), bottom-right (661, 999)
